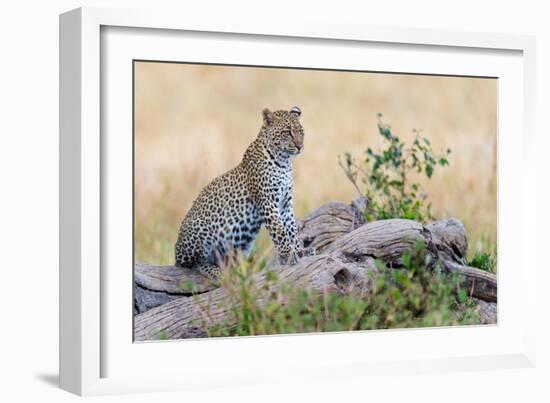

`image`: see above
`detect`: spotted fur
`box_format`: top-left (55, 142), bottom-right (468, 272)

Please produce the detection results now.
top-left (175, 106), bottom-right (305, 279)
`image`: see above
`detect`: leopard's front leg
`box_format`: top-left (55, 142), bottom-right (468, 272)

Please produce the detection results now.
top-left (280, 192), bottom-right (305, 259)
top-left (259, 198), bottom-right (299, 265)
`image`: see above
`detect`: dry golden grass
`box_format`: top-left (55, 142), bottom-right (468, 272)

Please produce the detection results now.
top-left (134, 62), bottom-right (497, 265)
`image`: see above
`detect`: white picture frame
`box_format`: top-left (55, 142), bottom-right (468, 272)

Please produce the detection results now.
top-left (59, 6), bottom-right (537, 396)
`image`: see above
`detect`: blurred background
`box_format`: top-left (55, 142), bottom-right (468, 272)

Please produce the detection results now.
top-left (134, 61), bottom-right (496, 265)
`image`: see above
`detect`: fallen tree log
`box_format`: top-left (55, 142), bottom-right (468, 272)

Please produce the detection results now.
top-left (297, 197), bottom-right (367, 252)
top-left (134, 198), bottom-right (368, 314)
top-left (134, 199), bottom-right (497, 341)
top-left (134, 263), bottom-right (218, 314)
top-left (444, 261), bottom-right (497, 303)
top-left (474, 298), bottom-right (498, 325)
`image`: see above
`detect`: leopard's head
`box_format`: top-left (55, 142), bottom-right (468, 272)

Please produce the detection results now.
top-left (261, 106), bottom-right (304, 157)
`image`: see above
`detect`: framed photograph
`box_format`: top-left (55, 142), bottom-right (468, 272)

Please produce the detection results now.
top-left (60, 7), bottom-right (536, 396)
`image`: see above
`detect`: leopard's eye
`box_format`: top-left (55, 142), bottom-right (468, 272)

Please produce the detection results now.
top-left (281, 130), bottom-right (291, 136)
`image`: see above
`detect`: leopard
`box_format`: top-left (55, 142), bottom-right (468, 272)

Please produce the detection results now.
top-left (174, 106), bottom-right (305, 280)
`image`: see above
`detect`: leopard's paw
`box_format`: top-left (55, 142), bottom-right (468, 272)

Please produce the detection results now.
top-left (278, 248), bottom-right (299, 265)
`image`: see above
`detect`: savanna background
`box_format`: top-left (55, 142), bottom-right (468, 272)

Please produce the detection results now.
top-left (134, 61), bottom-right (497, 267)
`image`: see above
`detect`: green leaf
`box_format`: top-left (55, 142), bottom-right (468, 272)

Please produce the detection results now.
top-left (425, 164), bottom-right (433, 178)
top-left (457, 288), bottom-right (468, 304)
top-left (265, 270), bottom-right (279, 283)
top-left (402, 253), bottom-right (411, 268)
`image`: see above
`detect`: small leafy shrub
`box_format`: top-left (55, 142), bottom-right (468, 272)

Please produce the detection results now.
top-left (362, 241), bottom-right (480, 329)
top-left (201, 242), bottom-right (480, 337)
top-left (469, 251), bottom-right (497, 273)
top-left (339, 115), bottom-right (451, 222)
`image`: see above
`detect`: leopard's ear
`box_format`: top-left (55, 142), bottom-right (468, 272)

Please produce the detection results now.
top-left (262, 108), bottom-right (274, 126)
top-left (290, 106), bottom-right (301, 117)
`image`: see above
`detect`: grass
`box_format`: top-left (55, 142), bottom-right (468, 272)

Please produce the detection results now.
top-left (134, 61), bottom-right (497, 267)
top-left (469, 251), bottom-right (497, 273)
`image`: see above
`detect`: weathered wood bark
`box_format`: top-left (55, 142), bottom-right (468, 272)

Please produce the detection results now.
top-left (134, 263), bottom-right (218, 314)
top-left (135, 263), bottom-right (217, 294)
top-left (134, 199), bottom-right (497, 341)
top-left (444, 261), bottom-right (497, 302)
top-left (297, 197), bottom-right (367, 253)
